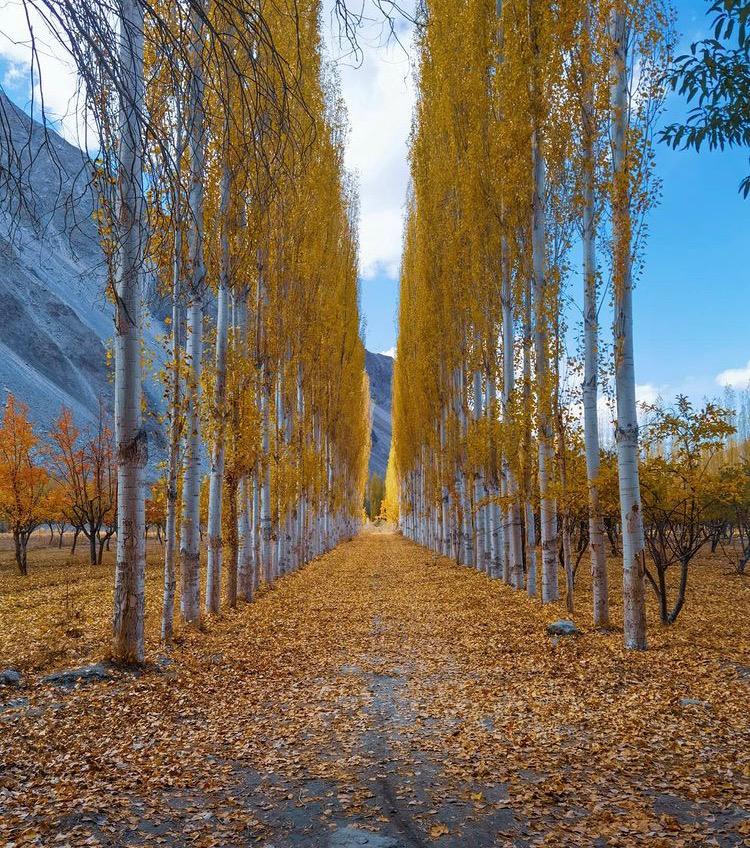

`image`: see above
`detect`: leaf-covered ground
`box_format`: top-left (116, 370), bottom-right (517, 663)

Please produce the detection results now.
top-left (1, 528), bottom-right (749, 847)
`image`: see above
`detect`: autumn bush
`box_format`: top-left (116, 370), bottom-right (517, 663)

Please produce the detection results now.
top-left (0, 396), bottom-right (54, 575)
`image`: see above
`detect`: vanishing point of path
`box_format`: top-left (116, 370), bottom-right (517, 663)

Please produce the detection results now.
top-left (2, 529), bottom-right (749, 847)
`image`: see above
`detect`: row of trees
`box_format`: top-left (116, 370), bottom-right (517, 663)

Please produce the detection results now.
top-left (3, 0), bottom-right (370, 662)
top-left (388, 0), bottom-right (744, 647)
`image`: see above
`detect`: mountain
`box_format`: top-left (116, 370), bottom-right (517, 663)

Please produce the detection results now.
top-left (364, 349), bottom-right (393, 479)
top-left (0, 93), bottom-right (165, 436)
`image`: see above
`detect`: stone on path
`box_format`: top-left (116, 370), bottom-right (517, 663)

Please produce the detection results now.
top-left (0, 669), bottom-right (22, 686)
top-left (42, 663), bottom-right (113, 687)
top-left (679, 697), bottom-right (710, 708)
top-left (328, 826), bottom-right (400, 848)
top-left (0, 697), bottom-right (29, 713)
top-left (546, 620), bottom-right (580, 636)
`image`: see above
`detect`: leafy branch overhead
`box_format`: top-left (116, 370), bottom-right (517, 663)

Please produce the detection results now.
top-left (660, 0), bottom-right (750, 196)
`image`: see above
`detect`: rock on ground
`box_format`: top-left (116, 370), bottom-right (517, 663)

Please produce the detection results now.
top-left (546, 619), bottom-right (580, 636)
top-left (41, 663), bottom-right (113, 687)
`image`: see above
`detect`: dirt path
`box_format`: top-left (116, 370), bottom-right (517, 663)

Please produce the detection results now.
top-left (1, 530), bottom-right (749, 847)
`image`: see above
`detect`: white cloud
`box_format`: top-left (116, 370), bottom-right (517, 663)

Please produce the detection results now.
top-left (327, 9), bottom-right (415, 281)
top-left (0, 2), bottom-right (89, 146)
top-left (635, 383), bottom-right (660, 406)
top-left (716, 360), bottom-right (750, 390)
top-left (358, 206), bottom-right (405, 279)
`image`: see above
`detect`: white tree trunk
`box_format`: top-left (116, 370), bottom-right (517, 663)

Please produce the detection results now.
top-left (205, 164), bottom-right (231, 615)
top-left (500, 474), bottom-right (512, 583)
top-left (522, 277), bottom-right (537, 597)
top-left (260, 381), bottom-right (272, 582)
top-left (473, 369), bottom-right (486, 571)
top-left (112, 0), bottom-right (147, 664)
top-left (180, 297), bottom-right (203, 623)
top-left (439, 409), bottom-right (450, 556)
top-left (231, 287), bottom-right (254, 601)
top-left (252, 467), bottom-right (261, 589)
top-left (274, 370), bottom-right (286, 576)
top-left (531, 129), bottom-right (559, 604)
top-left (525, 501), bottom-right (537, 597)
top-left (501, 232), bottom-right (524, 588)
top-left (162, 213), bottom-right (182, 641)
top-left (237, 473), bottom-right (251, 597)
top-left (581, 10), bottom-right (610, 628)
top-left (486, 377), bottom-right (502, 578)
top-left (179, 0), bottom-right (206, 625)
top-left (611, 6), bottom-right (647, 649)
top-left (453, 367), bottom-right (471, 565)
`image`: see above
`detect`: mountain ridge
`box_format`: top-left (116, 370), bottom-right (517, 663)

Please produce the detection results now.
top-left (365, 349), bottom-right (393, 479)
top-left (0, 92), bottom-right (164, 437)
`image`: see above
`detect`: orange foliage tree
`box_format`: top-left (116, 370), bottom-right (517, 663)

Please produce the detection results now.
top-left (146, 478), bottom-right (167, 543)
top-left (0, 396), bottom-right (52, 575)
top-left (47, 404), bottom-right (117, 565)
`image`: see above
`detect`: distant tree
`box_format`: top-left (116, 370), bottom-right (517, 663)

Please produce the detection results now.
top-left (366, 474), bottom-right (385, 520)
top-left (0, 396), bottom-right (51, 575)
top-left (146, 478), bottom-right (168, 544)
top-left (552, 425), bottom-right (590, 612)
top-left (640, 396), bottom-right (735, 623)
top-left (717, 459), bottom-right (750, 573)
top-left (597, 450), bottom-right (623, 557)
top-left (383, 453), bottom-right (400, 524)
top-left (660, 0), bottom-right (750, 196)
top-left (44, 482), bottom-right (69, 548)
top-left (48, 405), bottom-right (117, 565)
top-left (199, 475), bottom-right (210, 542)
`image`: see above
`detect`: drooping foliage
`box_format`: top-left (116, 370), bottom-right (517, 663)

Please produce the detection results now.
top-left (389, 0), bottom-right (696, 647)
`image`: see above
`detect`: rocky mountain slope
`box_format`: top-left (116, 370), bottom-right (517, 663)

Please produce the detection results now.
top-left (0, 92), bottom-right (165, 435)
top-left (364, 350), bottom-right (393, 479)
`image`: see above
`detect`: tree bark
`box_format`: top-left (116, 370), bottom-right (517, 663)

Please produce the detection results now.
top-left (501, 233), bottom-right (524, 589)
top-left (180, 293), bottom-right (204, 625)
top-left (162, 127), bottom-right (184, 643)
top-left (581, 3), bottom-right (610, 629)
top-left (179, 0), bottom-right (207, 626)
top-left (522, 276), bottom-right (537, 597)
top-left (473, 369), bottom-right (486, 571)
top-left (611, 5), bottom-right (647, 650)
top-left (226, 472), bottom-right (239, 608)
top-left (14, 528), bottom-right (28, 576)
top-left (669, 559), bottom-right (690, 622)
top-left (205, 162), bottom-right (231, 615)
top-left (112, 0), bottom-right (147, 664)
top-left (531, 126), bottom-right (558, 604)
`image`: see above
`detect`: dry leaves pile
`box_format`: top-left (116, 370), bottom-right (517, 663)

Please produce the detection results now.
top-left (0, 528), bottom-right (748, 847)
